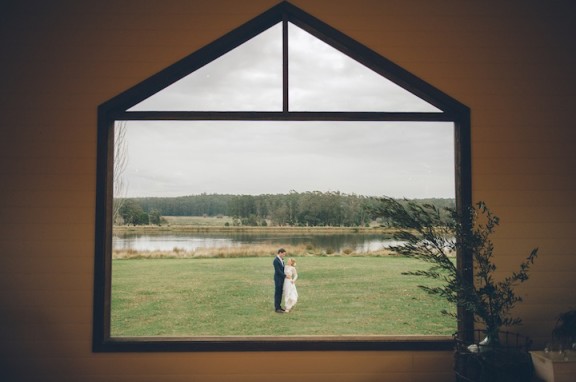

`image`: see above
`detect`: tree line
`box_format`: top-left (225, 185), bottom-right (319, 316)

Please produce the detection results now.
top-left (116, 191), bottom-right (455, 227)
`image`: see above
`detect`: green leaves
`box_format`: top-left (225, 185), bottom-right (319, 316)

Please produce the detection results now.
top-left (378, 197), bottom-right (539, 334)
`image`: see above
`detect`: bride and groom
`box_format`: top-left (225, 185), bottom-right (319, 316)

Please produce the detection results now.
top-left (273, 248), bottom-right (298, 313)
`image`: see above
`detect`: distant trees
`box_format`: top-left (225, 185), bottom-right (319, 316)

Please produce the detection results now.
top-left (114, 192), bottom-right (455, 228)
top-left (224, 191), bottom-right (380, 227)
top-left (118, 200), bottom-right (162, 226)
top-left (148, 209), bottom-right (162, 225)
top-left (118, 199), bottom-right (148, 225)
top-left (130, 193), bottom-right (233, 217)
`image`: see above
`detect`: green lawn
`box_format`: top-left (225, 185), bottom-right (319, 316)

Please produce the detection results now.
top-left (111, 256), bottom-right (456, 337)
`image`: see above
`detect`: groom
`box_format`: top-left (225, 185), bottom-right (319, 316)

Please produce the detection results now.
top-left (273, 248), bottom-right (287, 313)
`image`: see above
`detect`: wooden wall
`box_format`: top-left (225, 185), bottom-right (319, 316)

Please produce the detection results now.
top-left (1, 0), bottom-right (575, 380)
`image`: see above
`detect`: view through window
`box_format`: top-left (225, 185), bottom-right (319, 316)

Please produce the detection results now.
top-left (111, 120), bottom-right (456, 338)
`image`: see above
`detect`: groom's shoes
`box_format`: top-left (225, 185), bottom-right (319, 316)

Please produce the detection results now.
top-left (275, 309), bottom-right (285, 313)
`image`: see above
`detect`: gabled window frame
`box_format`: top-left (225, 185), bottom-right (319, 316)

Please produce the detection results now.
top-left (93, 1), bottom-right (472, 352)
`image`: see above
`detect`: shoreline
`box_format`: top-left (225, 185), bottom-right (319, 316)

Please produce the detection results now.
top-left (113, 224), bottom-right (398, 235)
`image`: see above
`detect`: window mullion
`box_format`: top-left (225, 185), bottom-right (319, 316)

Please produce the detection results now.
top-left (283, 15), bottom-right (289, 113)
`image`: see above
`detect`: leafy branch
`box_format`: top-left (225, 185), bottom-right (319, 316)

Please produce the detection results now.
top-left (376, 198), bottom-right (538, 336)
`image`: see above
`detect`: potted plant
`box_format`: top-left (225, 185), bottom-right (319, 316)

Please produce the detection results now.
top-left (550, 309), bottom-right (576, 352)
top-left (377, 198), bottom-right (539, 382)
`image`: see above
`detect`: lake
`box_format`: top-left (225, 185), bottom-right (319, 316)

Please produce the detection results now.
top-left (113, 232), bottom-right (404, 253)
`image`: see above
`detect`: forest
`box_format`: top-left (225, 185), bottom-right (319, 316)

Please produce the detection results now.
top-left (116, 191), bottom-right (455, 228)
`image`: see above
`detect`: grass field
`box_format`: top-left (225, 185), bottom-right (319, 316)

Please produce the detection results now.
top-left (111, 256), bottom-right (456, 337)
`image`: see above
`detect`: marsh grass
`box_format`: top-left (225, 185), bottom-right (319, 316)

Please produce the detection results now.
top-left (111, 256), bottom-right (456, 337)
top-left (112, 242), bottom-right (396, 260)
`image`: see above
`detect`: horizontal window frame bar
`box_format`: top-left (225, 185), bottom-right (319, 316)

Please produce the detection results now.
top-left (94, 336), bottom-right (455, 352)
top-left (112, 111), bottom-right (454, 122)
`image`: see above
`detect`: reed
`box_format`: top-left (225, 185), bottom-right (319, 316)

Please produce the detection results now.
top-left (112, 243), bottom-right (395, 260)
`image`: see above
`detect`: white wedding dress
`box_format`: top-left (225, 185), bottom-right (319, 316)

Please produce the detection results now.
top-left (283, 265), bottom-right (298, 311)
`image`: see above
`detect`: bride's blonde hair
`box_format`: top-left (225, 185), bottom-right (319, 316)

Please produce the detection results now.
top-left (287, 258), bottom-right (296, 266)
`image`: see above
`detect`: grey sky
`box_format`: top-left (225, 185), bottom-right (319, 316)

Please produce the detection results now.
top-left (121, 120), bottom-right (454, 198)
top-left (119, 23), bottom-right (453, 199)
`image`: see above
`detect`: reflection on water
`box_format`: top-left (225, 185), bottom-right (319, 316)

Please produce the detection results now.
top-left (113, 232), bottom-right (403, 253)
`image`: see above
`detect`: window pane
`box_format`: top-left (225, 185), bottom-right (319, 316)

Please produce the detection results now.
top-left (111, 120), bottom-right (456, 338)
top-left (288, 23), bottom-right (440, 112)
top-left (129, 23), bottom-right (282, 111)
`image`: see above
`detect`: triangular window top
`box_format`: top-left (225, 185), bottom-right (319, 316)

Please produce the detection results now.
top-left (129, 20), bottom-right (438, 113)
top-left (104, 0), bottom-right (469, 118)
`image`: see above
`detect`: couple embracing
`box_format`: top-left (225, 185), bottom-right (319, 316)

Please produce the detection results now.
top-left (273, 248), bottom-right (298, 313)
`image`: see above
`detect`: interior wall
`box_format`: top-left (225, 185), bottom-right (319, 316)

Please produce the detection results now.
top-left (1, 1), bottom-right (575, 381)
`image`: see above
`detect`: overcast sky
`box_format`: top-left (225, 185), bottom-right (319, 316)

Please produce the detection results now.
top-left (119, 23), bottom-right (454, 199)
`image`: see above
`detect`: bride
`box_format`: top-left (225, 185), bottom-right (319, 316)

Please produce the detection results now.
top-left (283, 258), bottom-right (298, 312)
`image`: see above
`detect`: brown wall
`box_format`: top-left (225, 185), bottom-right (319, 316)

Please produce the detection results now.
top-left (1, 1), bottom-right (575, 381)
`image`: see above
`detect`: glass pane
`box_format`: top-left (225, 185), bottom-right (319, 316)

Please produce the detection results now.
top-left (112, 120), bottom-right (456, 338)
top-left (129, 23), bottom-right (282, 111)
top-left (288, 23), bottom-right (440, 112)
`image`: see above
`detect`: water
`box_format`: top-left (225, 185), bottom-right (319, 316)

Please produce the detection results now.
top-left (113, 232), bottom-right (404, 253)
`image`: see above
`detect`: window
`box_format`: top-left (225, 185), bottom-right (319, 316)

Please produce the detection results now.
top-left (94, 1), bottom-right (471, 351)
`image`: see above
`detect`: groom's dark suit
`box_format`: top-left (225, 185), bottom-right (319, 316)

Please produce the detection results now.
top-left (273, 255), bottom-right (285, 311)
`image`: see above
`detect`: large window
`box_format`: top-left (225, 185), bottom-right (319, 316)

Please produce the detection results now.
top-left (94, 1), bottom-right (471, 351)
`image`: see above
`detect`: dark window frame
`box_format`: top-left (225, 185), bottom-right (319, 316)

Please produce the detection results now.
top-left (93, 1), bottom-right (472, 352)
